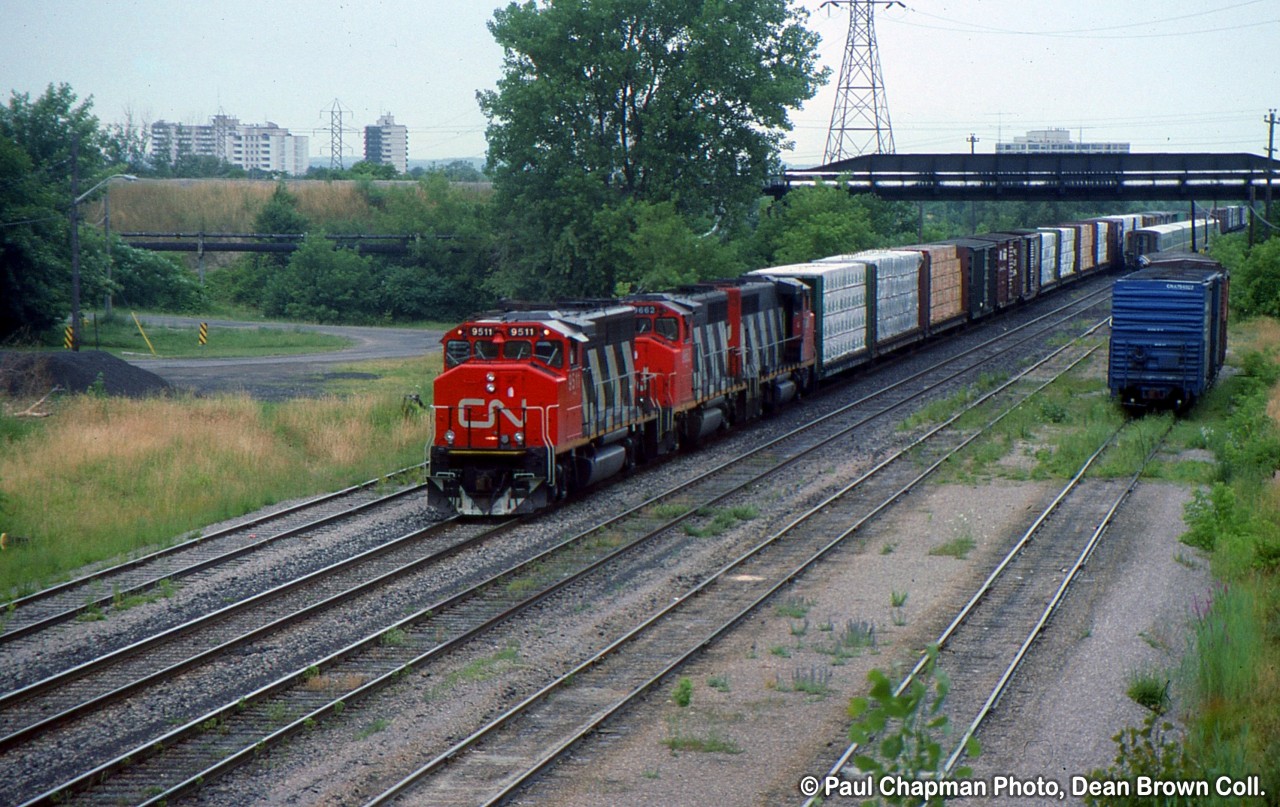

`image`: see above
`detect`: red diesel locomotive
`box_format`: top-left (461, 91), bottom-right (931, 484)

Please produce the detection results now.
top-left (428, 278), bottom-right (815, 516)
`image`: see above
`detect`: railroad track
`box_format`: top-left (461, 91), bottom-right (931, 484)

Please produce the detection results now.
top-left (12, 284), bottom-right (1111, 806)
top-left (803, 416), bottom-right (1171, 806)
top-left (361, 316), bottom-right (1109, 805)
top-left (0, 465), bottom-right (428, 646)
top-left (0, 515), bottom-right (513, 744)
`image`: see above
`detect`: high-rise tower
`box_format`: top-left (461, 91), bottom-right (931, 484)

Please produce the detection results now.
top-left (822, 0), bottom-right (901, 164)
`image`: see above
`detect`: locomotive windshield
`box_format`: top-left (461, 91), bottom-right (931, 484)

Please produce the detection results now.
top-left (502, 340), bottom-right (532, 360)
top-left (634, 316), bottom-right (680, 341)
top-left (444, 340), bottom-right (470, 368)
top-left (534, 340), bottom-right (564, 368)
top-left (444, 336), bottom-right (565, 369)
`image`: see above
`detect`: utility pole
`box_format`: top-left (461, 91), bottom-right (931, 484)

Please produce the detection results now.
top-left (1265, 108), bottom-right (1276, 222)
top-left (822, 0), bottom-right (903, 164)
top-left (967, 134), bottom-right (979, 233)
top-left (69, 135), bottom-right (82, 351)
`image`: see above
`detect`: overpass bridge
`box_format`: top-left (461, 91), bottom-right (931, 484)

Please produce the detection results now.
top-left (771, 152), bottom-right (1278, 202)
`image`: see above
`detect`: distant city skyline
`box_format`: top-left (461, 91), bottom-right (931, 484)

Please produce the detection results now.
top-left (3, 1), bottom-right (1277, 168)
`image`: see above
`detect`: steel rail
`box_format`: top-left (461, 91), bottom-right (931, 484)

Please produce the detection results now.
top-left (17, 289), bottom-right (1109, 807)
top-left (938, 425), bottom-right (1172, 779)
top-left (366, 329), bottom-right (1106, 805)
top-left (0, 465), bottom-right (427, 641)
top-left (0, 515), bottom-right (535, 751)
top-left (802, 408), bottom-right (1162, 807)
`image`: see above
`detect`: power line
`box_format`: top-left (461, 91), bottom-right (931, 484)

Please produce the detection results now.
top-left (895, 0), bottom-right (1266, 37)
top-left (885, 14), bottom-right (1278, 40)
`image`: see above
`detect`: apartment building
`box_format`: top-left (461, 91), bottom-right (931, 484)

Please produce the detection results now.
top-left (150, 115), bottom-right (310, 175)
top-left (364, 114), bottom-right (408, 174)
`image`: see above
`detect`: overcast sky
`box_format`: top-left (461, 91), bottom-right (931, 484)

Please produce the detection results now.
top-left (3, 1), bottom-right (1277, 167)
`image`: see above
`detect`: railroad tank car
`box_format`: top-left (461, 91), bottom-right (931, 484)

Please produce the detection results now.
top-left (1108, 252), bottom-right (1229, 411)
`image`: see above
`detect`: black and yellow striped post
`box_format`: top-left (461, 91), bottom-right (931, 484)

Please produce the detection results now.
top-left (198, 322), bottom-right (208, 347)
top-left (63, 325), bottom-right (76, 350)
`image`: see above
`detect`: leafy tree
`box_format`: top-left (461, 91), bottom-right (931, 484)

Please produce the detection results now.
top-left (479, 0), bottom-right (827, 298)
top-left (603, 200), bottom-right (743, 293)
top-left (347, 160), bottom-right (399, 180)
top-left (428, 160), bottom-right (485, 183)
top-left (255, 182), bottom-right (309, 235)
top-left (108, 241), bottom-right (208, 312)
top-left (751, 184), bottom-right (883, 265)
top-left (213, 182), bottom-right (312, 308)
top-left (264, 234), bottom-right (376, 323)
top-left (1236, 236), bottom-right (1280, 317)
top-left (0, 135), bottom-right (66, 340)
top-left (0, 84), bottom-right (114, 341)
top-left (370, 173), bottom-right (497, 320)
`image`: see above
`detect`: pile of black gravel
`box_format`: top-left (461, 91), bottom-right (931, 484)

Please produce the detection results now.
top-left (0, 350), bottom-right (171, 399)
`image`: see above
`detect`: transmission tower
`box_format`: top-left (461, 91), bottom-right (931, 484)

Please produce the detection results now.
top-left (327, 98), bottom-right (351, 170)
top-left (822, 0), bottom-right (902, 164)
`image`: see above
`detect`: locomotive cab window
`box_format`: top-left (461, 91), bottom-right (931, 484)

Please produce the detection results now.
top-left (444, 340), bottom-right (470, 368)
top-left (473, 340), bottom-right (499, 360)
top-left (656, 317), bottom-right (679, 341)
top-left (502, 340), bottom-right (533, 360)
top-left (635, 318), bottom-right (653, 334)
top-left (534, 340), bottom-right (563, 368)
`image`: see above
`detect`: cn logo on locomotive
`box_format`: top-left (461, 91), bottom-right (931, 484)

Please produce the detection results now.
top-left (456, 398), bottom-right (527, 429)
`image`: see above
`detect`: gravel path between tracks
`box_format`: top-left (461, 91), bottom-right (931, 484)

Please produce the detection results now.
top-left (183, 466), bottom-right (1207, 806)
top-left (166, 279), bottom-right (1212, 807)
top-left (17, 278), bottom-right (1199, 805)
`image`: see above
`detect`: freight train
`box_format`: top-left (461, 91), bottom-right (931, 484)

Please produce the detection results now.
top-left (1108, 252), bottom-right (1229, 411)
top-left (428, 206), bottom-right (1248, 516)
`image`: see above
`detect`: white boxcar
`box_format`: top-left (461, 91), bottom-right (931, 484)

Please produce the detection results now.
top-left (749, 261), bottom-right (870, 377)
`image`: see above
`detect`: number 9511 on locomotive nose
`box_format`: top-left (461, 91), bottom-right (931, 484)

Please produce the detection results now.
top-left (427, 305), bottom-right (643, 516)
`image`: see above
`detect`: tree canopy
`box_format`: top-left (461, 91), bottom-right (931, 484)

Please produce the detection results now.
top-left (479, 0), bottom-right (827, 299)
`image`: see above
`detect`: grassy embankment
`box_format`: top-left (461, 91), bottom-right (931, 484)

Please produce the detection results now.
top-left (0, 351), bottom-right (440, 603)
top-left (73, 316), bottom-right (353, 359)
top-left (91, 178), bottom-right (452, 233)
top-left (903, 319), bottom-right (1280, 800)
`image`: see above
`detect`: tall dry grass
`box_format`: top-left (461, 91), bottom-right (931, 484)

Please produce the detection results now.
top-left (90, 179), bottom-right (431, 233)
top-left (0, 393), bottom-right (430, 599)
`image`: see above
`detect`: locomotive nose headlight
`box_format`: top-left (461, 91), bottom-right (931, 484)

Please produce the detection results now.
top-left (444, 430), bottom-right (456, 445)
top-left (499, 434), bottom-right (510, 446)
top-left (486, 372), bottom-right (496, 382)
top-left (514, 431), bottom-right (525, 446)
top-left (486, 382), bottom-right (497, 393)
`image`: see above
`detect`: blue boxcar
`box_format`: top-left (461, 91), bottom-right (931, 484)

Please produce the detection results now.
top-left (1108, 253), bottom-right (1228, 411)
